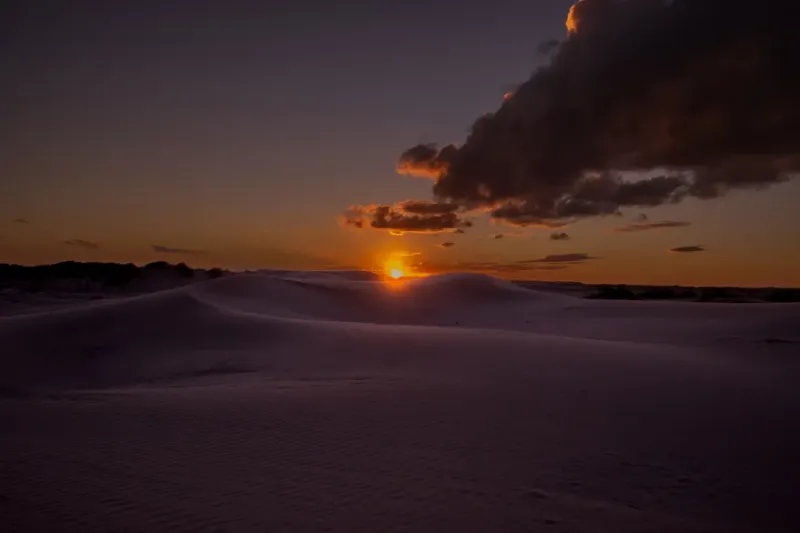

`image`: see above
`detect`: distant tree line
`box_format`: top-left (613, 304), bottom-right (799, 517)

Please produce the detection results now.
top-left (0, 261), bottom-right (225, 291)
top-left (586, 284), bottom-right (800, 303)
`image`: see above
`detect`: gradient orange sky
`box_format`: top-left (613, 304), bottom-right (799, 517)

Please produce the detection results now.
top-left (3, 0), bottom-right (799, 287)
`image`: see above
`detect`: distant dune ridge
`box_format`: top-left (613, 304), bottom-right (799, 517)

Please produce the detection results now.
top-left (1, 267), bottom-right (799, 532)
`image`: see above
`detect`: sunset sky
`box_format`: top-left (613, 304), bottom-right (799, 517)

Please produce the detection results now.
top-left (3, 0), bottom-right (799, 287)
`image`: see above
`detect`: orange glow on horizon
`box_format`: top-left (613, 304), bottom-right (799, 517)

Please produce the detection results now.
top-left (379, 251), bottom-right (430, 281)
top-left (382, 252), bottom-right (409, 280)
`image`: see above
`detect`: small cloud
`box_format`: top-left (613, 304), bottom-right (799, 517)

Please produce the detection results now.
top-left (152, 244), bottom-right (206, 255)
top-left (636, 213), bottom-right (649, 222)
top-left (13, 218), bottom-right (29, 224)
top-left (454, 228), bottom-right (466, 234)
top-left (493, 234), bottom-right (504, 240)
top-left (440, 242), bottom-right (456, 248)
top-left (341, 203), bottom-right (471, 234)
top-left (550, 232), bottom-right (571, 241)
top-left (63, 239), bottom-right (101, 250)
top-left (397, 200), bottom-right (459, 215)
top-left (615, 220), bottom-right (691, 232)
top-left (669, 245), bottom-right (705, 253)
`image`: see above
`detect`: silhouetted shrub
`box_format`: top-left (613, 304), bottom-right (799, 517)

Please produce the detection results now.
top-left (634, 287), bottom-right (698, 300)
top-left (207, 267), bottom-right (224, 279)
top-left (104, 263), bottom-right (141, 287)
top-left (697, 287), bottom-right (735, 302)
top-left (676, 288), bottom-right (698, 299)
top-left (638, 287), bottom-right (680, 299)
top-left (587, 285), bottom-right (637, 300)
top-left (174, 262), bottom-right (194, 278)
top-left (145, 261), bottom-right (170, 270)
top-left (764, 287), bottom-right (800, 303)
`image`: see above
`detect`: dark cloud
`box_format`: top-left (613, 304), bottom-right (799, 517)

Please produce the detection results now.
top-left (519, 253), bottom-right (596, 264)
top-left (636, 213), bottom-right (649, 222)
top-left (488, 203), bottom-right (570, 228)
top-left (372, 0), bottom-right (799, 228)
top-left (396, 144), bottom-right (457, 179)
top-left (454, 228), bottom-right (466, 234)
top-left (493, 234), bottom-right (504, 240)
top-left (536, 38), bottom-right (561, 57)
top-left (486, 173), bottom-right (692, 226)
top-left (550, 232), bottom-right (571, 241)
top-left (440, 242), bottom-right (456, 248)
top-left (489, 174), bottom-right (698, 226)
top-left (13, 218), bottom-right (29, 224)
top-left (615, 220), bottom-right (692, 232)
top-left (502, 83), bottom-right (522, 101)
top-left (397, 200), bottom-right (459, 215)
top-left (342, 203), bottom-right (472, 234)
top-left (669, 245), bottom-right (706, 253)
top-left (63, 239), bottom-right (101, 250)
top-left (152, 244), bottom-right (206, 255)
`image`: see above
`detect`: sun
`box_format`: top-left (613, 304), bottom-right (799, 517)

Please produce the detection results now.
top-left (380, 251), bottom-right (427, 281)
top-left (382, 253), bottom-right (411, 280)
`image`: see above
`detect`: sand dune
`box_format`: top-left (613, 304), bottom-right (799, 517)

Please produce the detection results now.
top-left (1, 271), bottom-right (799, 531)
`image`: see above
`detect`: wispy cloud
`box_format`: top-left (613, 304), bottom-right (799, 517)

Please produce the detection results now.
top-left (615, 220), bottom-right (691, 232)
top-left (152, 244), bottom-right (206, 256)
top-left (419, 253), bottom-right (595, 276)
top-left (669, 245), bottom-right (705, 253)
top-left (13, 218), bottom-right (29, 225)
top-left (520, 253), bottom-right (596, 264)
top-left (440, 242), bottom-right (456, 248)
top-left (493, 234), bottom-right (504, 240)
top-left (550, 232), bottom-right (570, 241)
top-left (63, 239), bottom-right (101, 250)
top-left (420, 260), bottom-right (570, 277)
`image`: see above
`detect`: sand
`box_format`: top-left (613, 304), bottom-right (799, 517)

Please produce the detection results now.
top-left (1, 271), bottom-right (798, 532)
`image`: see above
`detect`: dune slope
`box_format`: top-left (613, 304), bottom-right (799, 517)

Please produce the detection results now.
top-left (1, 272), bottom-right (798, 532)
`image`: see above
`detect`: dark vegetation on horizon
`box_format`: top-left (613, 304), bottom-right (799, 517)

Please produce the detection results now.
top-left (583, 284), bottom-right (800, 303)
top-left (0, 261), bottom-right (225, 292)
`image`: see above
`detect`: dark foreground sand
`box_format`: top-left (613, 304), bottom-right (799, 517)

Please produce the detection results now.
top-left (2, 272), bottom-right (798, 532)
